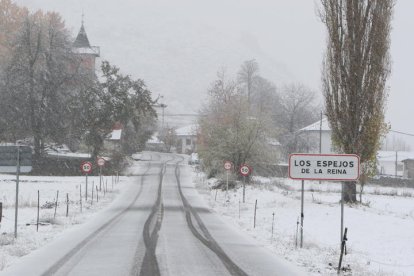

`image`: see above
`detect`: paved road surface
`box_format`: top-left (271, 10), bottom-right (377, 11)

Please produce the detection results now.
top-left (1, 153), bottom-right (305, 276)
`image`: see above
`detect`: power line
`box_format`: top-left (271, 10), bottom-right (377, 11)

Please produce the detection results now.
top-left (389, 129), bottom-right (414, 137)
top-left (163, 113), bottom-right (205, 117)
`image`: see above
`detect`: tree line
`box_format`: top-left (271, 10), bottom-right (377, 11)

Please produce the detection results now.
top-left (200, 0), bottom-right (394, 205)
top-left (0, 0), bottom-right (157, 169)
top-left (198, 60), bottom-right (320, 177)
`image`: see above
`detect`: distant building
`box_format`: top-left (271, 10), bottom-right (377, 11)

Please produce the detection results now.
top-left (72, 20), bottom-right (100, 76)
top-left (145, 133), bottom-right (165, 151)
top-left (402, 159), bottom-right (414, 179)
top-left (376, 151), bottom-right (414, 177)
top-left (175, 124), bottom-right (198, 154)
top-left (297, 119), bottom-right (414, 177)
top-left (105, 122), bottom-right (123, 152)
top-left (296, 117), bottom-right (334, 153)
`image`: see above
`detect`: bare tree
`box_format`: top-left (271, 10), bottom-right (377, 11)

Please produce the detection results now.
top-left (278, 84), bottom-right (318, 134)
top-left (274, 84), bottom-right (320, 158)
top-left (198, 67), bottom-right (276, 178)
top-left (320, 0), bottom-right (394, 202)
top-left (251, 76), bottom-right (278, 115)
top-left (0, 0), bottom-right (28, 141)
top-left (3, 11), bottom-right (79, 162)
top-left (237, 59), bottom-right (259, 110)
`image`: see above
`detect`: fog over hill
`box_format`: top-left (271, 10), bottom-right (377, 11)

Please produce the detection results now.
top-left (14, 0), bottom-right (323, 124)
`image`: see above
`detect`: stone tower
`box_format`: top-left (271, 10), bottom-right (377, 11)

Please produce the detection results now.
top-left (72, 19), bottom-right (100, 76)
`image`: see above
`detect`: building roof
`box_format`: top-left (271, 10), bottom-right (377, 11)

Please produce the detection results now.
top-left (266, 137), bottom-right (281, 146)
top-left (73, 24), bottom-right (91, 48)
top-left (378, 151), bottom-right (414, 163)
top-left (107, 129), bottom-right (122, 140)
top-left (175, 124), bottom-right (198, 136)
top-left (298, 117), bottom-right (331, 132)
top-left (147, 134), bottom-right (164, 144)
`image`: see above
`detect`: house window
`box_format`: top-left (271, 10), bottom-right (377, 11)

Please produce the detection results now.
top-left (186, 138), bottom-right (191, 146)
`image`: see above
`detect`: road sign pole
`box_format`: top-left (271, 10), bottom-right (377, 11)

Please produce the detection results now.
top-left (226, 170), bottom-right (229, 198)
top-left (81, 161), bottom-right (92, 195)
top-left (99, 167), bottom-right (102, 191)
top-left (239, 164), bottom-right (251, 203)
top-left (14, 146), bottom-right (20, 238)
top-left (85, 173), bottom-right (88, 201)
top-left (341, 182), bottom-right (344, 243)
top-left (224, 161), bottom-right (233, 202)
top-left (243, 176), bottom-right (246, 203)
top-left (300, 179), bottom-right (304, 248)
top-left (288, 153), bottom-right (360, 247)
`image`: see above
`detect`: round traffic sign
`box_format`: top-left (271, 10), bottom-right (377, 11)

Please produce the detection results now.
top-left (81, 161), bottom-right (93, 173)
top-left (224, 161), bottom-right (233, 170)
top-left (97, 157), bottom-right (106, 167)
top-left (239, 164), bottom-right (252, 176)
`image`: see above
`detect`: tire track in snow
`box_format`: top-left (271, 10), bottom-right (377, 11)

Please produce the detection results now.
top-left (137, 155), bottom-right (179, 276)
top-left (41, 161), bottom-right (152, 276)
top-left (174, 160), bottom-right (249, 276)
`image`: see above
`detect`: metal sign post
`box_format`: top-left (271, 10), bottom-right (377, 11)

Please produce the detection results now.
top-left (300, 179), bottom-right (304, 248)
top-left (341, 182), bottom-right (344, 242)
top-left (243, 176), bottom-right (246, 203)
top-left (239, 164), bottom-right (252, 203)
top-left (14, 146), bottom-right (20, 238)
top-left (97, 158), bottom-right (105, 192)
top-left (224, 161), bottom-right (232, 201)
top-left (96, 157), bottom-right (105, 190)
top-left (289, 153), bottom-right (360, 248)
top-left (81, 161), bottom-right (93, 200)
top-left (99, 167), bottom-right (102, 191)
top-left (226, 170), bottom-right (229, 198)
top-left (85, 173), bottom-right (88, 201)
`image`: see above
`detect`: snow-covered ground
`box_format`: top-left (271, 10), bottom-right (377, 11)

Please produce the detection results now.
top-left (2, 163), bottom-right (413, 275)
top-left (193, 171), bottom-right (414, 276)
top-left (0, 173), bottom-right (127, 271)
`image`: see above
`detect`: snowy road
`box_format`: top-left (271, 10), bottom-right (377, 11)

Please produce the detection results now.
top-left (2, 153), bottom-right (304, 276)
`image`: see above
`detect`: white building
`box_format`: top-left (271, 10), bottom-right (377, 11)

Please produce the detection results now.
top-left (175, 124), bottom-right (198, 154)
top-left (377, 151), bottom-right (414, 177)
top-left (145, 133), bottom-right (165, 151)
top-left (298, 118), bottom-right (414, 177)
top-left (296, 117), bottom-right (334, 154)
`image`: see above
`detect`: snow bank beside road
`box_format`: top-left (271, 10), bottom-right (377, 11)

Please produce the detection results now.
top-left (0, 174), bottom-right (129, 271)
top-left (194, 172), bottom-right (414, 275)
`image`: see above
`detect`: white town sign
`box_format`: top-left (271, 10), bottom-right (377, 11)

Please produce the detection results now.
top-left (288, 154), bottom-right (360, 181)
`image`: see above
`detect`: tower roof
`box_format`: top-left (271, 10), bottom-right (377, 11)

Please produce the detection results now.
top-left (73, 24), bottom-right (91, 48)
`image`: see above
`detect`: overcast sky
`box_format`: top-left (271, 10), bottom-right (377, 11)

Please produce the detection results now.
top-left (15, 0), bottom-right (414, 146)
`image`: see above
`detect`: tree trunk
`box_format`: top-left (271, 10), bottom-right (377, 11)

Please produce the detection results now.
top-left (343, 181), bottom-right (357, 203)
top-left (359, 174), bottom-right (367, 203)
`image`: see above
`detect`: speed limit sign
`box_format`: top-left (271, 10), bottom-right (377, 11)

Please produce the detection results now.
top-left (81, 161), bottom-right (93, 174)
top-left (224, 161), bottom-right (233, 170)
top-left (97, 157), bottom-right (105, 167)
top-left (239, 164), bottom-right (252, 177)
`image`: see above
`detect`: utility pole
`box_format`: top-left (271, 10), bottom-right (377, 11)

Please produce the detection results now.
top-left (160, 103), bottom-right (167, 132)
top-left (395, 151), bottom-right (398, 177)
top-left (155, 95), bottom-right (167, 137)
top-left (319, 111), bottom-right (323, 154)
top-left (319, 111), bottom-right (323, 184)
top-left (14, 146), bottom-right (20, 238)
